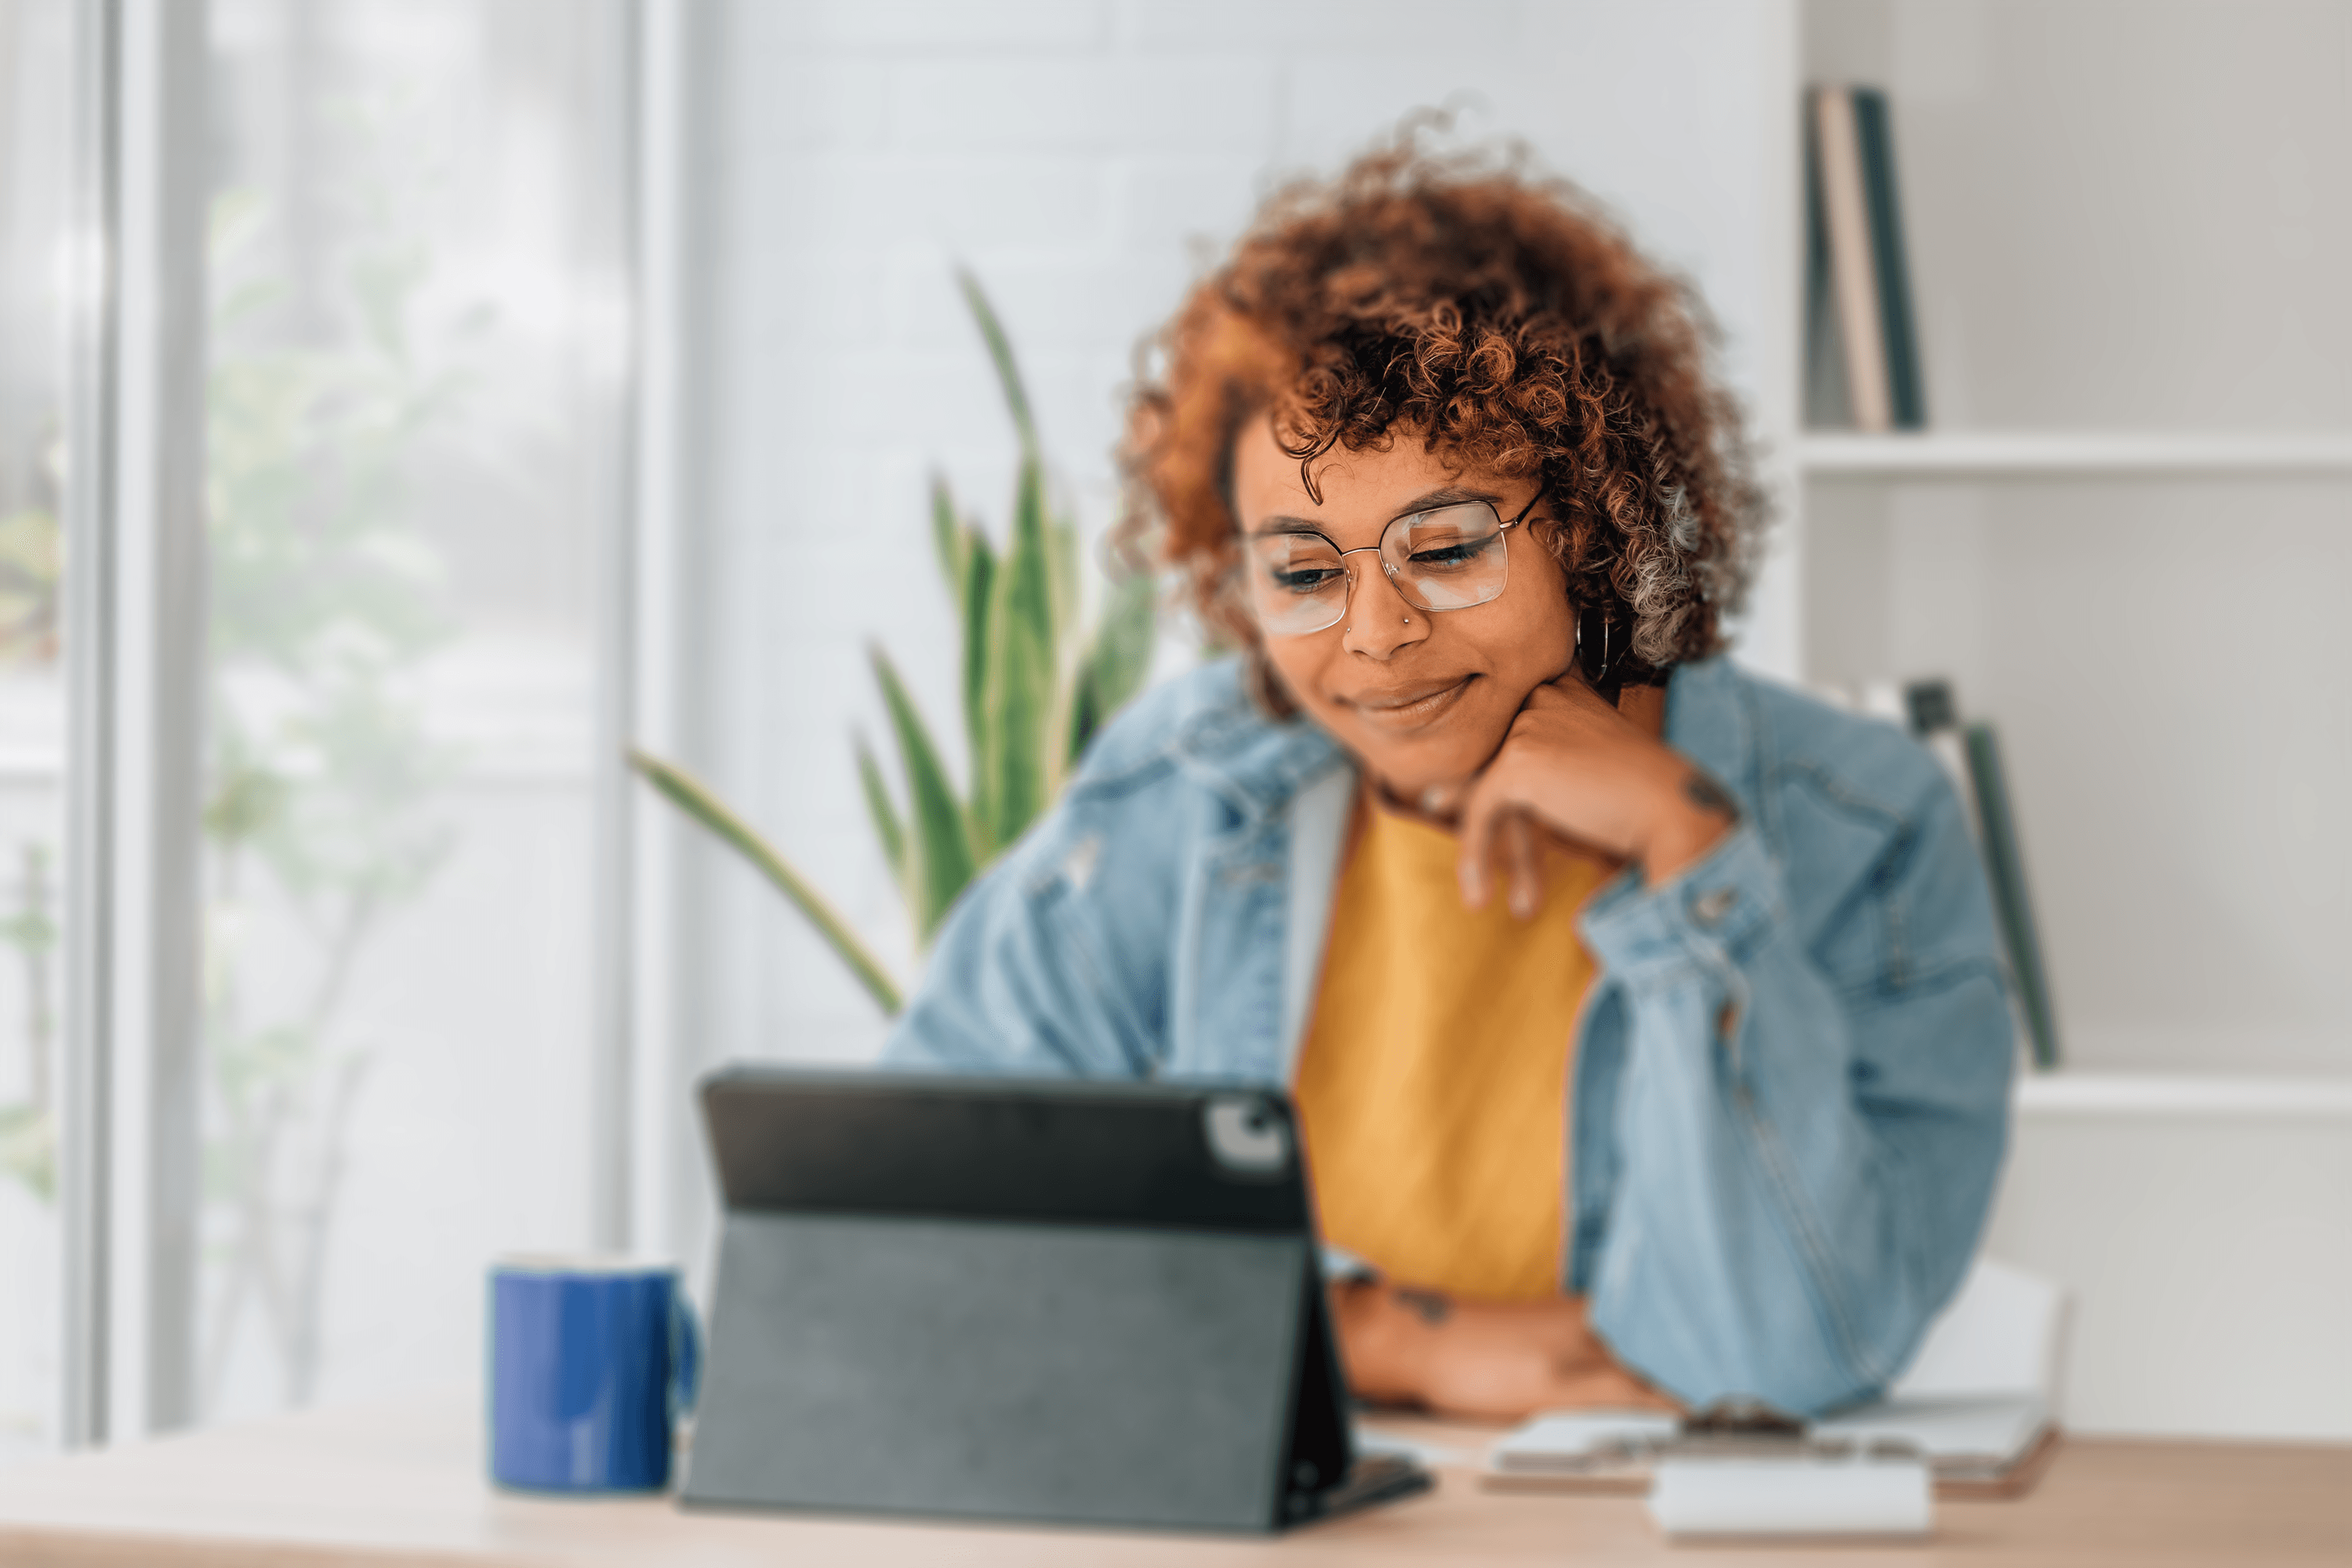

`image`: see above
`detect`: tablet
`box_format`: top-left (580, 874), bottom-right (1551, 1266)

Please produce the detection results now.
top-left (680, 1065), bottom-right (1428, 1532)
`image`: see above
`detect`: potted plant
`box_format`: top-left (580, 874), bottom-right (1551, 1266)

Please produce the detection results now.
top-left (631, 274), bottom-right (1157, 1014)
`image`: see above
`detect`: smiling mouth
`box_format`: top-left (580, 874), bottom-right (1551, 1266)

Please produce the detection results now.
top-left (1338, 675), bottom-right (1476, 731)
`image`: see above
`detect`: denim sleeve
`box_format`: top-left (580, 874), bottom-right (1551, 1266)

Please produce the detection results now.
top-left (1576, 786), bottom-right (2014, 1416)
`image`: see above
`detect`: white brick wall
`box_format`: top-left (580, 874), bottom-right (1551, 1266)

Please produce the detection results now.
top-left (675, 0), bottom-right (1787, 1092)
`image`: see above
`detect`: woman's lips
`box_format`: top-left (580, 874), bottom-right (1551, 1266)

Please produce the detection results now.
top-left (1337, 675), bottom-right (1475, 732)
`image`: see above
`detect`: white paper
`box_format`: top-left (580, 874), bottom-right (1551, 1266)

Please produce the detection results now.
top-left (1814, 1393), bottom-right (2048, 1468)
top-left (1893, 1255), bottom-right (2069, 1402)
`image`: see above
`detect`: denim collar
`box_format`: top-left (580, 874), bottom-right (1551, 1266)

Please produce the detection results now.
top-left (1164, 674), bottom-right (1348, 826)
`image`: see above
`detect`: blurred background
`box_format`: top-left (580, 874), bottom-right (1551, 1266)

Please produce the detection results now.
top-left (0, 0), bottom-right (2345, 1463)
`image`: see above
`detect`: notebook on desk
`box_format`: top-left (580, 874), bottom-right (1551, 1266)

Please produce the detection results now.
top-left (1484, 1394), bottom-right (2058, 1499)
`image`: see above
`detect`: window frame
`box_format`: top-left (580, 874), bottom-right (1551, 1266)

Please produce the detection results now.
top-left (56, 0), bottom-right (666, 1448)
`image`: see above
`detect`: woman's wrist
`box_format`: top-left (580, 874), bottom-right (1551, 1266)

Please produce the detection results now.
top-left (1330, 1279), bottom-right (1439, 1407)
top-left (1637, 767), bottom-right (1739, 886)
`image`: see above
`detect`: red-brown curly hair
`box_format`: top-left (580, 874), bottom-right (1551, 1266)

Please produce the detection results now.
top-left (1116, 137), bottom-right (1763, 709)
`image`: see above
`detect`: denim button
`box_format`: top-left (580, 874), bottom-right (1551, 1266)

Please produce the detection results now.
top-left (1691, 886), bottom-right (1737, 927)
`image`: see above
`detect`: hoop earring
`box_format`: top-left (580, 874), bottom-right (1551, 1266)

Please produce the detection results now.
top-left (1578, 609), bottom-right (1618, 683)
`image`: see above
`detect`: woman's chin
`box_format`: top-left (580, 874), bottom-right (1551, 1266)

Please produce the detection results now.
top-left (1338, 728), bottom-right (1504, 807)
top-left (1291, 685), bottom-right (1515, 804)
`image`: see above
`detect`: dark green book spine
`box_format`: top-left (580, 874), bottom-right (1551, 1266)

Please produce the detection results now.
top-left (1851, 88), bottom-right (1928, 429)
top-left (1964, 724), bottom-right (2060, 1069)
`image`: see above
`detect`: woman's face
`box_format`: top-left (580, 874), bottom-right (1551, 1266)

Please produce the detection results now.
top-left (1232, 416), bottom-right (1577, 800)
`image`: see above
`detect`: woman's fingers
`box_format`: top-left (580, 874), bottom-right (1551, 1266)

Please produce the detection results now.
top-left (1502, 811), bottom-right (1542, 920)
top-left (1456, 779), bottom-right (1503, 909)
top-left (1544, 1358), bottom-right (1681, 1413)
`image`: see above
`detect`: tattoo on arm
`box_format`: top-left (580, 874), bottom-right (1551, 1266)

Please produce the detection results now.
top-left (1683, 771), bottom-right (1740, 822)
top-left (1392, 1286), bottom-right (1452, 1327)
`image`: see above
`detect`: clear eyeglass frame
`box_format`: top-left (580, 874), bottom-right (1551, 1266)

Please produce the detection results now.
top-left (1241, 494), bottom-right (1541, 637)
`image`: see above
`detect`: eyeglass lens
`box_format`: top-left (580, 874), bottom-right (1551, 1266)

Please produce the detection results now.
top-left (1243, 500), bottom-right (1512, 637)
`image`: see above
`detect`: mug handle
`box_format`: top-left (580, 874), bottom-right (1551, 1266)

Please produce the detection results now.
top-left (670, 1290), bottom-right (702, 1420)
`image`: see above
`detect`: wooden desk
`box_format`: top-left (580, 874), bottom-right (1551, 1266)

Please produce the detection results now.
top-left (1, 1393), bottom-right (2345, 1566)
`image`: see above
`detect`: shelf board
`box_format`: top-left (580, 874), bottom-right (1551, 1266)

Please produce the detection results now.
top-left (2014, 1072), bottom-right (2352, 1120)
top-left (1798, 430), bottom-right (2352, 479)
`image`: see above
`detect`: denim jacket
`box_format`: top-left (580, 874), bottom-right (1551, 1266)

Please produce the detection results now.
top-left (884, 655), bottom-right (2015, 1416)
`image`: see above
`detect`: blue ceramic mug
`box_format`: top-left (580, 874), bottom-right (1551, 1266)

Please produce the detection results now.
top-left (488, 1255), bottom-right (700, 1493)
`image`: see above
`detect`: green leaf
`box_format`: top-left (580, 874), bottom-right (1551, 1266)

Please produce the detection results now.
top-left (855, 732), bottom-right (906, 886)
top-left (982, 457), bottom-right (1057, 849)
top-left (958, 525), bottom-right (997, 841)
top-left (870, 648), bottom-right (979, 942)
top-left (1068, 568), bottom-right (1157, 767)
top-left (956, 268), bottom-right (1036, 462)
top-left (928, 475), bottom-right (965, 601)
top-left (1047, 507), bottom-right (1081, 647)
top-left (203, 762), bottom-right (289, 846)
top-left (627, 748), bottom-right (904, 1016)
top-left (0, 1102), bottom-right (54, 1203)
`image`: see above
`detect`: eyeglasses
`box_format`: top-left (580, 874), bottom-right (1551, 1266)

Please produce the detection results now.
top-left (1240, 495), bottom-right (1538, 637)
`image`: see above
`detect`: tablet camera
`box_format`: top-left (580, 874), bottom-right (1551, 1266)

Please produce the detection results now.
top-left (1203, 1094), bottom-right (1291, 1178)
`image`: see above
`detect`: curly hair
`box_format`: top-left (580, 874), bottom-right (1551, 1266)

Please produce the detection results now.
top-left (1116, 137), bottom-right (1764, 708)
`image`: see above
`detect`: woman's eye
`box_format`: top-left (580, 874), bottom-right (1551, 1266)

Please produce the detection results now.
top-left (1407, 539), bottom-right (1490, 569)
top-left (1270, 566), bottom-right (1342, 593)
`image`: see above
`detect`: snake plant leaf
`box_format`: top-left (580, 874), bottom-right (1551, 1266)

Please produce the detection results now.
top-left (930, 472), bottom-right (1000, 832)
top-left (929, 475), bottom-right (965, 599)
top-left (626, 747), bottom-right (903, 1016)
top-left (980, 457), bottom-right (1057, 852)
top-left (854, 732), bottom-right (906, 885)
top-left (958, 521), bottom-right (998, 836)
top-left (959, 272), bottom-right (1078, 649)
top-left (1067, 569), bottom-right (1158, 767)
top-left (957, 267), bottom-right (1036, 462)
top-left (869, 646), bottom-right (978, 940)
top-left (1045, 494), bottom-right (1081, 650)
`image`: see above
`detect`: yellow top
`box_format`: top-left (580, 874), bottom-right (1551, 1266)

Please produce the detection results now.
top-left (1291, 793), bottom-right (1611, 1301)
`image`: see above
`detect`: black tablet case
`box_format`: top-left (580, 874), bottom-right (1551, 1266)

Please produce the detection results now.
top-left (680, 1069), bottom-right (1399, 1533)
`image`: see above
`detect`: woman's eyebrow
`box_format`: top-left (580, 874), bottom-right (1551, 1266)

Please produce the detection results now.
top-left (1247, 486), bottom-right (1506, 537)
top-left (1395, 485), bottom-right (1502, 513)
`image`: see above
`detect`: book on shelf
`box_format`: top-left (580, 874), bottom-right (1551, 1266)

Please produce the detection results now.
top-left (1806, 85), bottom-right (1927, 432)
top-left (1902, 680), bottom-right (2061, 1070)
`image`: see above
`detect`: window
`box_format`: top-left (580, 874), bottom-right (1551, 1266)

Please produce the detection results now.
top-left (0, 0), bottom-right (73, 1461)
top-left (198, 0), bottom-right (630, 1421)
top-left (3, 0), bottom-right (641, 1451)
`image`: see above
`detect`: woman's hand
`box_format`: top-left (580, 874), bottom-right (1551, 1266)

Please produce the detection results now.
top-left (1421, 675), bottom-right (1739, 914)
top-left (1330, 1280), bottom-right (1678, 1421)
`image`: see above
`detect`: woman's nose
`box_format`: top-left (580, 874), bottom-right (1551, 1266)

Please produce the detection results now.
top-left (1338, 560), bottom-right (1428, 659)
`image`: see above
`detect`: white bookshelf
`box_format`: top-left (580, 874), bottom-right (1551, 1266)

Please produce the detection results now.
top-left (2013, 1072), bottom-right (2352, 1120)
top-left (1785, 1), bottom-right (2352, 1442)
top-left (1784, 0), bottom-right (2352, 1085)
top-left (1799, 430), bottom-right (2352, 479)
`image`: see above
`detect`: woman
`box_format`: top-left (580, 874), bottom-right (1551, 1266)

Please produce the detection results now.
top-left (886, 144), bottom-right (2013, 1421)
